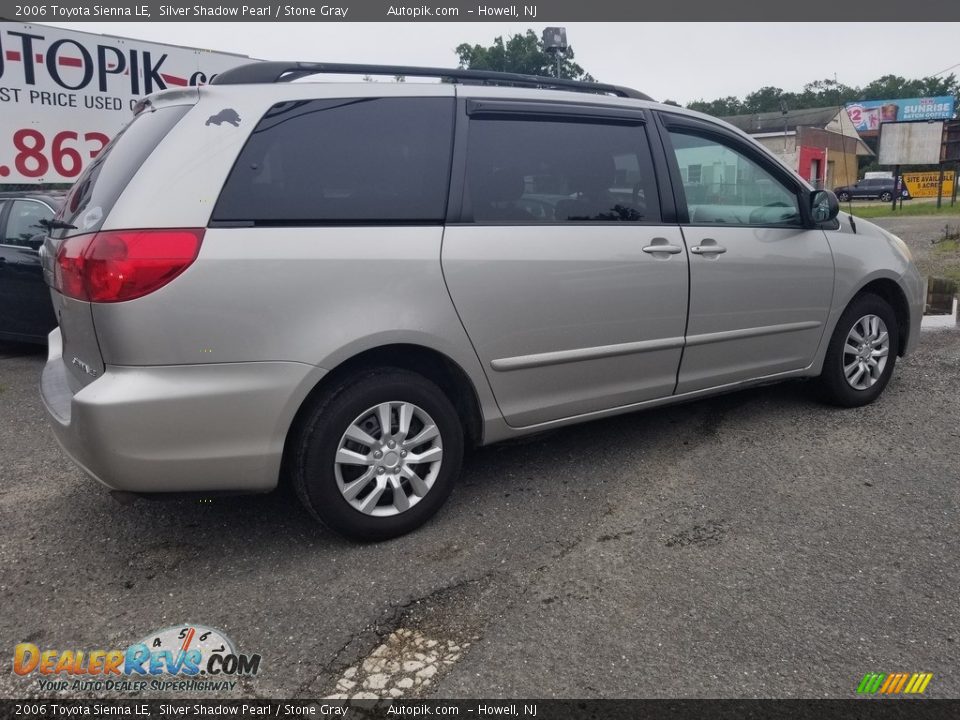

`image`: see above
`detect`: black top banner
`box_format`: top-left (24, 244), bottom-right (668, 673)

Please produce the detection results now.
top-left (0, 0), bottom-right (957, 21)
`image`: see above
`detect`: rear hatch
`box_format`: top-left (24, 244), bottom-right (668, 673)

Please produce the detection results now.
top-left (43, 97), bottom-right (194, 391)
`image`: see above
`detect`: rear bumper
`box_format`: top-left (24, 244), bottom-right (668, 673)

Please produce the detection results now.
top-left (41, 328), bottom-right (321, 493)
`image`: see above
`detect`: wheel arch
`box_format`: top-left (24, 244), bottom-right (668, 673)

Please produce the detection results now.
top-left (853, 277), bottom-right (911, 357)
top-left (281, 343), bottom-right (485, 485)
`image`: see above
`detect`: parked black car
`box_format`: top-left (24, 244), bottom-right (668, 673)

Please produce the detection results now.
top-left (833, 177), bottom-right (910, 203)
top-left (0, 191), bottom-right (64, 343)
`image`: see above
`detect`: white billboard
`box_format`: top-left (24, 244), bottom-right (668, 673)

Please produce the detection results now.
top-left (0, 22), bottom-right (255, 184)
top-left (878, 120), bottom-right (945, 166)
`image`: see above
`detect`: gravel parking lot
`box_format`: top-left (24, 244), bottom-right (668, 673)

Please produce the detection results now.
top-left (1, 215), bottom-right (958, 700)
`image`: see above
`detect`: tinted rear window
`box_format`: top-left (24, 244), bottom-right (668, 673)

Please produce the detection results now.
top-left (53, 105), bottom-right (190, 239)
top-left (212, 97), bottom-right (455, 225)
top-left (465, 117), bottom-right (659, 224)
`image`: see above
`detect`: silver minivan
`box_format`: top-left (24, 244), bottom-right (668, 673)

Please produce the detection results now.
top-left (41, 62), bottom-right (924, 540)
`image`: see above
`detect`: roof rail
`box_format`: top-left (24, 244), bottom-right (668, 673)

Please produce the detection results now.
top-left (210, 61), bottom-right (653, 101)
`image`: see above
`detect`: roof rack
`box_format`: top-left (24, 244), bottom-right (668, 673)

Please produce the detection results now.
top-left (211, 61), bottom-right (653, 101)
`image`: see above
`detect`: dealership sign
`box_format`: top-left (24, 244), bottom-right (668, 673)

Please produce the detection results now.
top-left (845, 96), bottom-right (956, 133)
top-left (0, 22), bottom-right (255, 183)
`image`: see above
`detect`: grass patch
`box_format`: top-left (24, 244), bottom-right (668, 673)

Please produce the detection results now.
top-left (847, 202), bottom-right (960, 219)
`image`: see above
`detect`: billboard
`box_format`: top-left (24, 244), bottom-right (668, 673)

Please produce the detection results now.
top-left (902, 171), bottom-right (954, 199)
top-left (945, 120), bottom-right (960, 162)
top-left (845, 96), bottom-right (955, 133)
top-left (878, 121), bottom-right (945, 166)
top-left (0, 22), bottom-right (255, 184)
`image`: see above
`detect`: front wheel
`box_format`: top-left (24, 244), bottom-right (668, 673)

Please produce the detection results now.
top-left (817, 293), bottom-right (899, 407)
top-left (837, 191), bottom-right (850, 202)
top-left (879, 191), bottom-right (893, 202)
top-left (292, 369), bottom-right (464, 541)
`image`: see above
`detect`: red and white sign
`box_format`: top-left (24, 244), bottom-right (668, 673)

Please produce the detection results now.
top-left (0, 22), bottom-right (255, 184)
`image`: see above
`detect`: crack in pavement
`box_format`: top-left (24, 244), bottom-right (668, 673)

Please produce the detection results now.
top-left (297, 575), bottom-right (489, 699)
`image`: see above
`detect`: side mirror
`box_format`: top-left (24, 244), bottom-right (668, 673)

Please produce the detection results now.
top-left (811, 190), bottom-right (839, 223)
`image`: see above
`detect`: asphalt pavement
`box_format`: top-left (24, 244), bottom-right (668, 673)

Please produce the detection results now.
top-left (0, 215), bottom-right (958, 700)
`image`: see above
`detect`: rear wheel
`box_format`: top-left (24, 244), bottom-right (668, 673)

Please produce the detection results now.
top-left (817, 293), bottom-right (899, 407)
top-left (293, 369), bottom-right (464, 541)
top-left (837, 191), bottom-right (850, 202)
top-left (879, 191), bottom-right (893, 202)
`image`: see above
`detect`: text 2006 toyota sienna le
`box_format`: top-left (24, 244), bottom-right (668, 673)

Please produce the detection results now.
top-left (41, 62), bottom-right (924, 540)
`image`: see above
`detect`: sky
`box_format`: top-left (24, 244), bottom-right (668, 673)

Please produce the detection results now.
top-left (48, 22), bottom-right (960, 105)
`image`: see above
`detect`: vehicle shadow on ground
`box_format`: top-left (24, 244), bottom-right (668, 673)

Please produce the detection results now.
top-left (48, 378), bottom-right (822, 565)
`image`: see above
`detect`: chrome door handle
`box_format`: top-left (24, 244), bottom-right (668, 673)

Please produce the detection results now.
top-left (642, 244), bottom-right (683, 254)
top-left (690, 241), bottom-right (727, 255)
top-left (642, 238), bottom-right (683, 255)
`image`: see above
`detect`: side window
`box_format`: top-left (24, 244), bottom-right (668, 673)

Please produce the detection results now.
top-left (4, 200), bottom-right (53, 246)
top-left (213, 97), bottom-right (454, 224)
top-left (465, 117), bottom-right (659, 223)
top-left (667, 130), bottom-right (802, 226)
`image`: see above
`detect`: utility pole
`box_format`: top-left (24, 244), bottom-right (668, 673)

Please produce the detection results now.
top-left (780, 100), bottom-right (789, 152)
top-left (542, 27), bottom-right (568, 79)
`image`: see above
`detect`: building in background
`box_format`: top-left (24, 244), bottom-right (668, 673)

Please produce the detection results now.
top-left (721, 107), bottom-right (873, 190)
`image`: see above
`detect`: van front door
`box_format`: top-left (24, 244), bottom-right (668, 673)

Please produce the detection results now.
top-left (658, 117), bottom-right (834, 394)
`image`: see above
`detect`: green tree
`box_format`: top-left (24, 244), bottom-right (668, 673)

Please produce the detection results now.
top-left (742, 85), bottom-right (787, 113)
top-left (688, 73), bottom-right (959, 118)
top-left (687, 96), bottom-right (745, 116)
top-left (455, 30), bottom-right (593, 81)
top-left (796, 78), bottom-right (859, 107)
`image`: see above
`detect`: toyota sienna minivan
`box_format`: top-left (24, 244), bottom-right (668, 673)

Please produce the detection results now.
top-left (41, 62), bottom-right (924, 540)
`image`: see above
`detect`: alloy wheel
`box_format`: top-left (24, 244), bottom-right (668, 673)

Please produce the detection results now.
top-left (842, 314), bottom-right (890, 390)
top-left (334, 401), bottom-right (443, 517)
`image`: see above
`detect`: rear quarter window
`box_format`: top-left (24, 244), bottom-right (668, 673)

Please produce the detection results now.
top-left (212, 97), bottom-right (455, 225)
top-left (52, 105), bottom-right (190, 239)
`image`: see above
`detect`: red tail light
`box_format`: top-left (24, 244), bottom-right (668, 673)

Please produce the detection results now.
top-left (55, 229), bottom-right (204, 303)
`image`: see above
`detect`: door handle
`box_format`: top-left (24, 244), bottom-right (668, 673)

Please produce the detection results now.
top-left (642, 238), bottom-right (683, 255)
top-left (690, 239), bottom-right (727, 256)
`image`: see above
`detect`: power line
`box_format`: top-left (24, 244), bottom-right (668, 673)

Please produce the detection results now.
top-left (931, 62), bottom-right (960, 77)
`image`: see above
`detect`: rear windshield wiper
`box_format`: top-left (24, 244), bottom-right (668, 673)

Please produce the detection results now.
top-left (39, 219), bottom-right (77, 230)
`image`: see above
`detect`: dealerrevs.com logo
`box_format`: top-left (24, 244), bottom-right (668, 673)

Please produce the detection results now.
top-left (13, 624), bottom-right (262, 693)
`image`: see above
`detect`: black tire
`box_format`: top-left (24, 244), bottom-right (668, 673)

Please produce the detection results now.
top-left (837, 191), bottom-right (850, 202)
top-left (879, 191), bottom-right (893, 202)
top-left (292, 369), bottom-right (464, 541)
top-left (817, 293), bottom-right (899, 407)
